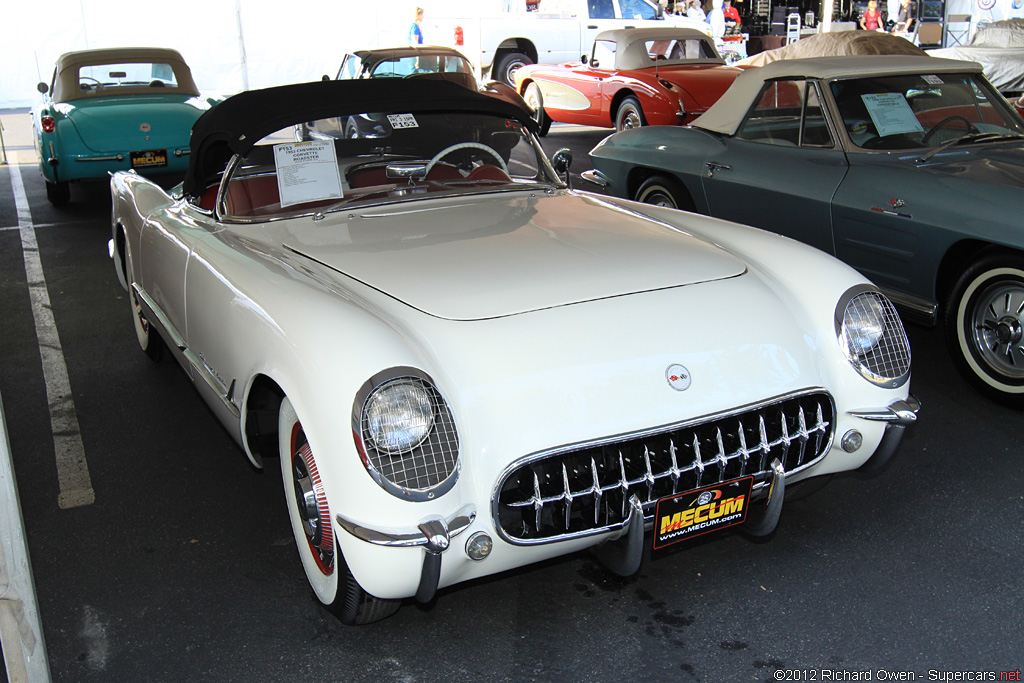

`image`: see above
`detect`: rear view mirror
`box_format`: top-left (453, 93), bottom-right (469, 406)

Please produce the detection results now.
top-left (109, 71), bottom-right (127, 79)
top-left (551, 148), bottom-right (573, 186)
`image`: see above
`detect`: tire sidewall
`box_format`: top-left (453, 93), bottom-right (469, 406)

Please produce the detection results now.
top-left (951, 263), bottom-right (1024, 396)
top-left (279, 397), bottom-right (341, 606)
top-left (615, 98), bottom-right (645, 132)
top-left (636, 181), bottom-right (678, 208)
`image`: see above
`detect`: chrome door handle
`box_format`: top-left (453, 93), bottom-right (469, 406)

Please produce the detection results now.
top-left (705, 162), bottom-right (732, 178)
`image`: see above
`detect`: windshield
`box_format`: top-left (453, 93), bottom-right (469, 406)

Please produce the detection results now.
top-left (219, 110), bottom-right (558, 220)
top-left (830, 72), bottom-right (1024, 151)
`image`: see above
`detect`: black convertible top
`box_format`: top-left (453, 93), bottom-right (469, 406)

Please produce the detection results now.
top-left (184, 78), bottom-right (536, 197)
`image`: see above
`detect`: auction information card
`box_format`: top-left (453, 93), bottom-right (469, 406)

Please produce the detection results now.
top-left (273, 141), bottom-right (344, 208)
top-left (860, 93), bottom-right (924, 138)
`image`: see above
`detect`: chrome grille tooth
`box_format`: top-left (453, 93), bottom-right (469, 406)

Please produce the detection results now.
top-left (779, 409), bottom-right (791, 467)
top-left (758, 415), bottom-right (770, 471)
top-left (737, 420), bottom-right (750, 477)
top-left (815, 403), bottom-right (826, 456)
top-left (643, 445), bottom-right (656, 503)
top-left (532, 471), bottom-right (543, 534)
top-left (715, 427), bottom-right (728, 482)
top-left (669, 439), bottom-right (681, 495)
top-left (796, 406), bottom-right (809, 466)
top-left (692, 433), bottom-right (705, 488)
top-left (591, 457), bottom-right (602, 526)
top-left (618, 451), bottom-right (630, 519)
top-left (562, 463), bottom-right (573, 531)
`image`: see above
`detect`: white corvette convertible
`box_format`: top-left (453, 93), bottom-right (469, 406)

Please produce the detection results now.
top-left (110, 79), bottom-right (919, 624)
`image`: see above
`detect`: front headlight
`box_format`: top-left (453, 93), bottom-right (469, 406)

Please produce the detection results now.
top-left (836, 286), bottom-right (911, 388)
top-left (353, 368), bottom-right (460, 500)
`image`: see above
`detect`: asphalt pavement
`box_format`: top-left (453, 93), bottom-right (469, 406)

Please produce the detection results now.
top-left (0, 108), bottom-right (1022, 683)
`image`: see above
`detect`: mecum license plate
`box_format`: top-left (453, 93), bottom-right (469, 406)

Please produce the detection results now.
top-left (652, 476), bottom-right (753, 550)
top-left (130, 149), bottom-right (168, 169)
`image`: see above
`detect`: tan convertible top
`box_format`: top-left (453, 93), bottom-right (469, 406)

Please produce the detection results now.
top-left (693, 55), bottom-right (983, 136)
top-left (595, 28), bottom-right (724, 70)
top-left (51, 47), bottom-right (199, 102)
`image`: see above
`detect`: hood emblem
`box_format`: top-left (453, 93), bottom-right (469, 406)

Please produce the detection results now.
top-left (139, 122), bottom-right (152, 133)
top-left (666, 364), bottom-right (691, 391)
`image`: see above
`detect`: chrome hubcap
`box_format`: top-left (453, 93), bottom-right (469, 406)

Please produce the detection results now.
top-left (290, 436), bottom-right (334, 570)
top-left (622, 110), bottom-right (640, 130)
top-left (131, 289), bottom-right (149, 334)
top-left (971, 282), bottom-right (1024, 378)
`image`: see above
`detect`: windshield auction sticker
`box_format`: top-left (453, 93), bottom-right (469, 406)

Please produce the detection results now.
top-left (273, 141), bottom-right (344, 208)
top-left (860, 93), bottom-right (924, 138)
top-left (653, 476), bottom-right (752, 550)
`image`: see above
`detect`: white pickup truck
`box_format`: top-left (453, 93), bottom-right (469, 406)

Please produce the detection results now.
top-left (425, 0), bottom-right (711, 83)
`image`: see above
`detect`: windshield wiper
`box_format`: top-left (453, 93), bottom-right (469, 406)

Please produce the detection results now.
top-left (916, 132), bottom-right (1024, 163)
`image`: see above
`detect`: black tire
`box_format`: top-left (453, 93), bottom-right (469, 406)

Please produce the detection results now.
top-left (635, 175), bottom-right (694, 212)
top-left (524, 82), bottom-right (551, 136)
top-left (944, 254), bottom-right (1024, 404)
top-left (279, 398), bottom-right (400, 625)
top-left (45, 180), bottom-right (70, 206)
top-left (615, 96), bottom-right (646, 132)
top-left (494, 51), bottom-right (531, 86)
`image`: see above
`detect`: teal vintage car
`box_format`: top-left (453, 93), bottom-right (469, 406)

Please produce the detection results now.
top-left (586, 56), bottom-right (1024, 404)
top-left (33, 47), bottom-right (219, 206)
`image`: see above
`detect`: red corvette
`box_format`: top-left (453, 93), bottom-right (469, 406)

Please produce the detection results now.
top-left (513, 27), bottom-right (741, 135)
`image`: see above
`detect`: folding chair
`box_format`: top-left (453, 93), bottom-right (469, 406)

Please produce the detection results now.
top-left (945, 14), bottom-right (971, 46)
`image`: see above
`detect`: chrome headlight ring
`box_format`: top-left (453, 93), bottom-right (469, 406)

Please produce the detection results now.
top-left (352, 367), bottom-right (460, 501)
top-left (835, 285), bottom-right (912, 388)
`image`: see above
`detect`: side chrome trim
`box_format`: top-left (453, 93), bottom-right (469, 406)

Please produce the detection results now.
top-left (131, 283), bottom-right (240, 419)
top-left (879, 287), bottom-right (938, 327)
top-left (75, 154), bottom-right (125, 162)
top-left (847, 395), bottom-right (921, 426)
top-left (580, 169), bottom-right (609, 187)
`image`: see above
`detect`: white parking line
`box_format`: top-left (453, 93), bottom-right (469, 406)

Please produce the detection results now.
top-left (8, 155), bottom-right (94, 509)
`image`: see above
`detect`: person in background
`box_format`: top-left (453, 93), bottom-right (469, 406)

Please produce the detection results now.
top-left (859, 0), bottom-right (883, 30)
top-left (708, 0), bottom-right (726, 37)
top-left (723, 0), bottom-right (741, 26)
top-left (685, 0), bottom-right (706, 21)
top-left (409, 7), bottom-right (425, 45)
top-left (892, 0), bottom-right (914, 33)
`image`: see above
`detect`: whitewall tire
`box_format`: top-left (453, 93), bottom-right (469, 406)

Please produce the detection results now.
top-left (945, 256), bottom-right (1024, 404)
top-left (278, 397), bottom-right (400, 624)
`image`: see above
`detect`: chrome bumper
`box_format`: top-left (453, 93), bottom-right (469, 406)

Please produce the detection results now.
top-left (335, 505), bottom-right (475, 603)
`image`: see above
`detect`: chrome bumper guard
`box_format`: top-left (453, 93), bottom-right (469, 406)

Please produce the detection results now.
top-left (592, 458), bottom-right (787, 576)
top-left (335, 504), bottom-right (475, 604)
top-left (848, 395), bottom-right (921, 474)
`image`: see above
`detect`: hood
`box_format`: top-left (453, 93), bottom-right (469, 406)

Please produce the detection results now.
top-left (654, 66), bottom-right (740, 109)
top-left (916, 143), bottom-right (1024, 187)
top-left (281, 192), bottom-right (746, 321)
top-left (61, 95), bottom-right (209, 152)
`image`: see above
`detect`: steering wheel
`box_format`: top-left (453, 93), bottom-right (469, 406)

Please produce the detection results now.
top-left (79, 76), bottom-right (101, 90)
top-left (921, 115), bottom-right (979, 144)
top-left (425, 142), bottom-right (508, 177)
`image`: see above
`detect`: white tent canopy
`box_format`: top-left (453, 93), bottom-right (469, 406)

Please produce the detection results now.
top-left (0, 0), bottom-right (427, 109)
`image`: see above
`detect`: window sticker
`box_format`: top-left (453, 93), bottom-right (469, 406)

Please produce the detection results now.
top-left (921, 75), bottom-right (945, 85)
top-left (387, 113), bottom-right (419, 129)
top-left (860, 92), bottom-right (924, 137)
top-left (273, 141), bottom-right (344, 208)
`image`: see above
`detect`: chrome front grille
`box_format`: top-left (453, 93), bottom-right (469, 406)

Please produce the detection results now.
top-left (495, 391), bottom-right (834, 544)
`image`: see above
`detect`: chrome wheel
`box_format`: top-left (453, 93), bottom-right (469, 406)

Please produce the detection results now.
top-left (615, 97), bottom-right (646, 132)
top-left (946, 256), bottom-right (1024, 403)
top-left (968, 280), bottom-right (1024, 379)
